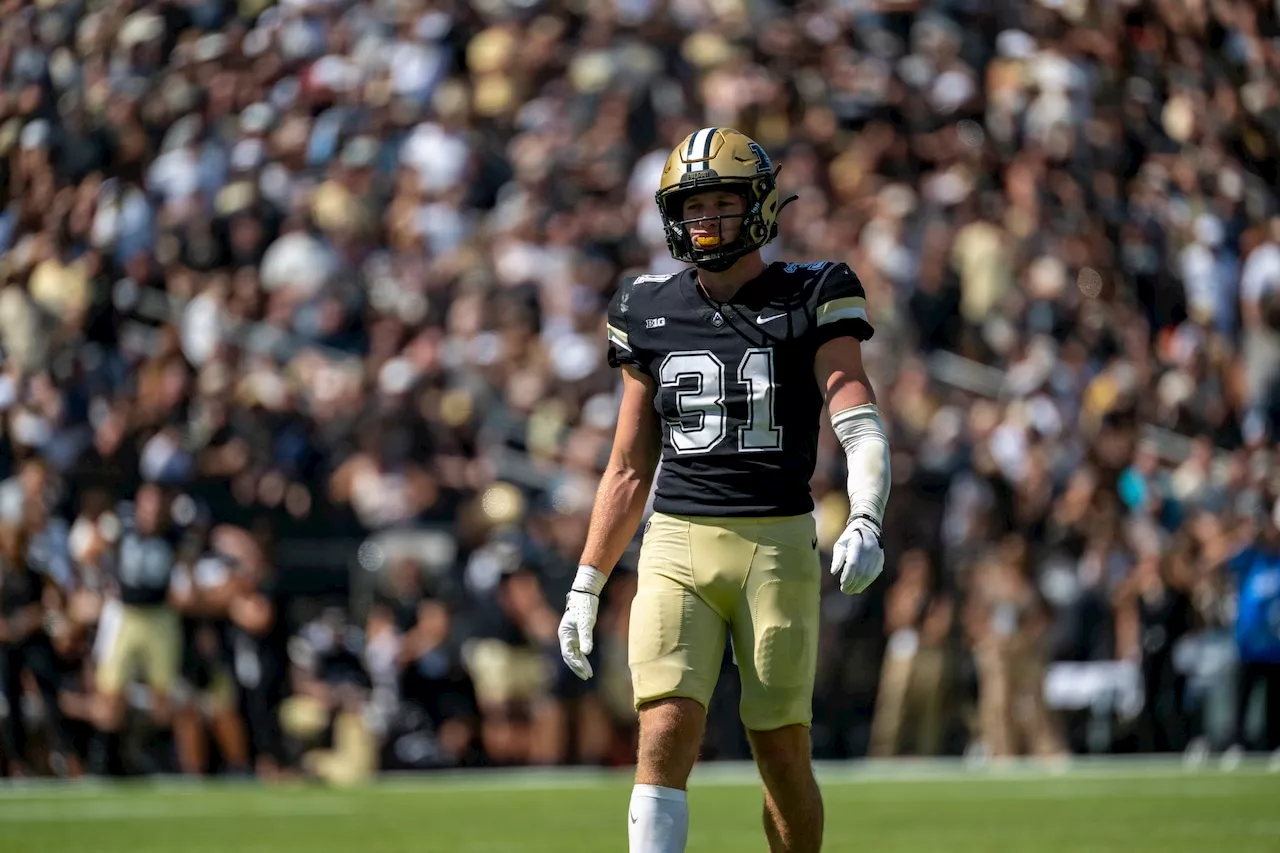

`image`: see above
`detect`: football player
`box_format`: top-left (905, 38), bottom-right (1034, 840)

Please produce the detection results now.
top-left (90, 484), bottom-right (185, 775)
top-left (559, 128), bottom-right (890, 853)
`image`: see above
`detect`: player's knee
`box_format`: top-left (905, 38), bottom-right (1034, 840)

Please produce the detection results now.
top-left (748, 723), bottom-right (815, 786)
top-left (638, 697), bottom-right (705, 750)
top-left (636, 697), bottom-right (706, 787)
top-left (93, 692), bottom-right (125, 732)
top-left (151, 691), bottom-right (173, 727)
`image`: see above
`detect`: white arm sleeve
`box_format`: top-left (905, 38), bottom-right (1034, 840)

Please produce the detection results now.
top-left (831, 403), bottom-right (891, 526)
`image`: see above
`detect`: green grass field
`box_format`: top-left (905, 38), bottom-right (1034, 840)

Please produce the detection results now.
top-left (0, 760), bottom-right (1276, 852)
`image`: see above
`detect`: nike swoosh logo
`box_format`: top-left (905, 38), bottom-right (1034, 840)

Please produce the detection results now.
top-left (756, 312), bottom-right (786, 325)
top-left (629, 811), bottom-right (638, 825)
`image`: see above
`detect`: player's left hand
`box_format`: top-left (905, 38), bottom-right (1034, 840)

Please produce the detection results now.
top-left (558, 589), bottom-right (599, 680)
top-left (830, 515), bottom-right (884, 595)
top-left (558, 565), bottom-right (607, 680)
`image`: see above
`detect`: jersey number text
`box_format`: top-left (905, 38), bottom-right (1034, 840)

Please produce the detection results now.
top-left (658, 349), bottom-right (783, 454)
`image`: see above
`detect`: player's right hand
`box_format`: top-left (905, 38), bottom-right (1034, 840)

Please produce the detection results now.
top-left (558, 565), bottom-right (608, 680)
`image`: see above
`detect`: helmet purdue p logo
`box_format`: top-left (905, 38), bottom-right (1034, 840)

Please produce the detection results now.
top-left (746, 142), bottom-right (772, 174)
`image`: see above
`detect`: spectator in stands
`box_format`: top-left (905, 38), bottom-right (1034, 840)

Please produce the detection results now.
top-left (463, 561), bottom-right (561, 767)
top-left (1115, 545), bottom-right (1196, 753)
top-left (0, 520), bottom-right (76, 777)
top-left (89, 484), bottom-right (183, 776)
top-left (966, 538), bottom-right (1065, 759)
top-left (869, 549), bottom-right (953, 757)
top-left (282, 606), bottom-right (377, 786)
top-left (170, 527), bottom-right (252, 777)
top-left (1223, 512), bottom-right (1280, 754)
top-left (370, 557), bottom-right (478, 770)
top-left (223, 524), bottom-right (293, 781)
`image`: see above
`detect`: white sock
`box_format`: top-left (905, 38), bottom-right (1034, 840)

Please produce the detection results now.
top-left (628, 784), bottom-right (689, 853)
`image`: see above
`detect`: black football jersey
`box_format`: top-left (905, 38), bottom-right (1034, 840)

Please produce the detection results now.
top-left (605, 261), bottom-right (874, 517)
top-left (113, 502), bottom-right (180, 607)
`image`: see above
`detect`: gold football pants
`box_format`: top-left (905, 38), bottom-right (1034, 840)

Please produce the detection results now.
top-left (629, 512), bottom-right (821, 731)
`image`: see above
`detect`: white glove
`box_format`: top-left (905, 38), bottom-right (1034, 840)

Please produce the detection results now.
top-left (558, 565), bottom-right (607, 680)
top-left (830, 515), bottom-right (884, 595)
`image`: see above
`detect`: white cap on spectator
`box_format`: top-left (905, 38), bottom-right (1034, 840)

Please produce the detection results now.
top-left (11, 409), bottom-right (51, 448)
top-left (1032, 50), bottom-right (1082, 93)
top-left (20, 119), bottom-right (51, 151)
top-left (260, 231), bottom-right (336, 296)
top-left (401, 123), bottom-right (469, 192)
top-left (581, 393), bottom-right (618, 431)
top-left (118, 12), bottom-right (164, 49)
top-left (1028, 256), bottom-right (1067, 299)
top-left (924, 167), bottom-right (973, 207)
top-left (879, 184), bottom-right (917, 219)
top-left (161, 115), bottom-right (201, 153)
top-left (1027, 394), bottom-right (1064, 437)
top-left (996, 30), bottom-right (1036, 60)
top-left (416, 11), bottom-right (453, 40)
top-left (342, 136), bottom-right (379, 169)
top-left (310, 56), bottom-right (360, 93)
top-left (243, 27), bottom-right (273, 58)
top-left (929, 70), bottom-right (975, 115)
top-left (378, 358), bottom-right (416, 396)
top-left (193, 33), bottom-right (230, 64)
top-left (231, 138), bottom-right (267, 172)
top-left (241, 103), bottom-right (277, 136)
top-left (551, 334), bottom-right (599, 383)
top-left (182, 291), bottom-right (224, 367)
top-left (1194, 214), bottom-right (1224, 248)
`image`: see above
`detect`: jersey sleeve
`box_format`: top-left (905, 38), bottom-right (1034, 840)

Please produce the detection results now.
top-left (605, 278), bottom-right (639, 369)
top-left (813, 263), bottom-right (875, 345)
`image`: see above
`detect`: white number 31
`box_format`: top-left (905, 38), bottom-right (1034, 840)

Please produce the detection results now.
top-left (658, 348), bottom-right (782, 454)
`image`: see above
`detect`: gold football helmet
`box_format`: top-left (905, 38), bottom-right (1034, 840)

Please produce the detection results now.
top-left (655, 127), bottom-right (796, 272)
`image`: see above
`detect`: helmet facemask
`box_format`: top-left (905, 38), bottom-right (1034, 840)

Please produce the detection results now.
top-left (661, 183), bottom-right (758, 272)
top-left (657, 168), bottom-right (795, 273)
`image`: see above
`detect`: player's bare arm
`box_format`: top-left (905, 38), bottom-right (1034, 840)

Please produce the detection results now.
top-left (815, 335), bottom-right (875, 412)
top-left (580, 366), bottom-right (662, 575)
top-left (815, 335), bottom-right (891, 595)
top-left (559, 364), bottom-right (662, 680)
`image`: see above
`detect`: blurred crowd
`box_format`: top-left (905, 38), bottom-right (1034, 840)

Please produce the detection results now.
top-left (2, 0), bottom-right (1280, 780)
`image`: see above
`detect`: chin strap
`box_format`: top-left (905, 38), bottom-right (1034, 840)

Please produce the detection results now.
top-left (691, 169), bottom-right (798, 271)
top-left (694, 254), bottom-right (741, 273)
